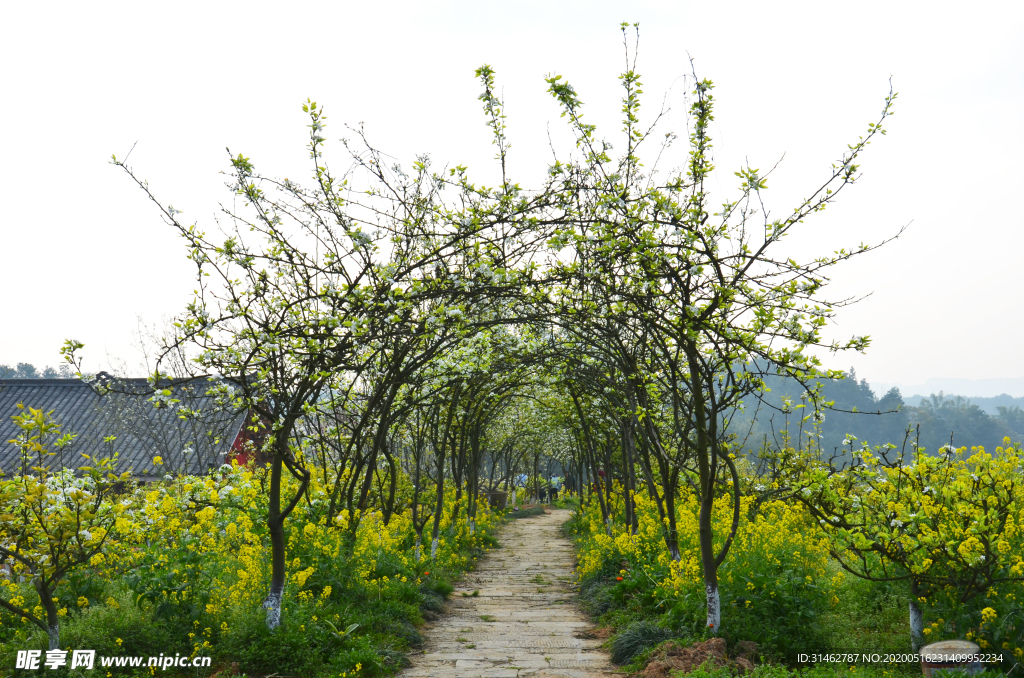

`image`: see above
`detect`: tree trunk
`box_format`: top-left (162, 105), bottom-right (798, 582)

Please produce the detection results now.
top-left (592, 456), bottom-right (612, 533)
top-left (621, 422), bottom-right (638, 535)
top-left (705, 579), bottom-right (721, 635)
top-left (663, 472), bottom-right (682, 561)
top-left (264, 454), bottom-right (286, 629)
top-left (533, 452), bottom-right (540, 504)
top-left (450, 428), bottom-right (466, 525)
top-left (467, 425), bottom-right (480, 535)
top-left (411, 443), bottom-right (424, 563)
top-left (430, 458), bottom-right (445, 561)
top-left (381, 441), bottom-right (399, 526)
top-left (909, 579), bottom-right (924, 651)
top-left (35, 580), bottom-right (59, 650)
top-left (569, 392), bottom-right (610, 532)
top-left (688, 348), bottom-right (720, 634)
top-left (698, 488), bottom-right (720, 633)
top-left (429, 386), bottom-right (460, 561)
top-left (598, 444), bottom-right (606, 512)
top-left (635, 415), bottom-right (670, 540)
top-left (356, 388), bottom-right (399, 521)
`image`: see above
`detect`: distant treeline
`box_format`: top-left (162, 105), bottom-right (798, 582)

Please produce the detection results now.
top-left (5, 360), bottom-right (1021, 458)
top-left (902, 392), bottom-right (1024, 417)
top-left (731, 369), bottom-right (1024, 459)
top-left (0, 362), bottom-right (74, 379)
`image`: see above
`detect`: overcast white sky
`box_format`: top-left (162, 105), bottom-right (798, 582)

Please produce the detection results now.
top-left (1, 1), bottom-right (1022, 394)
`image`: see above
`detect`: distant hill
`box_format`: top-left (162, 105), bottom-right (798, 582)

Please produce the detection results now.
top-left (903, 393), bottom-right (1024, 416)
top-left (734, 370), bottom-right (1024, 461)
top-left (871, 377), bottom-right (1024, 399)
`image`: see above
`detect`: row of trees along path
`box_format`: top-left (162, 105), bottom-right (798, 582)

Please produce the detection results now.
top-left (36, 24), bottom-right (983, 661)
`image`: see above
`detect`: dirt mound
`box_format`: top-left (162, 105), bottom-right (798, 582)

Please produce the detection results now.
top-left (641, 638), bottom-right (757, 677)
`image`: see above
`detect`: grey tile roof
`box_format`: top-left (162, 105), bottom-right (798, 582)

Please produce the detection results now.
top-left (0, 377), bottom-right (246, 478)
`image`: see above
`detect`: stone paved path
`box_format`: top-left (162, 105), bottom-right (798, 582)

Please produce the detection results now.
top-left (401, 508), bottom-right (616, 678)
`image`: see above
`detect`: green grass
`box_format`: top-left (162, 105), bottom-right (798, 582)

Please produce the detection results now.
top-left (817, 571), bottom-right (911, 655)
top-left (508, 505), bottom-right (547, 519)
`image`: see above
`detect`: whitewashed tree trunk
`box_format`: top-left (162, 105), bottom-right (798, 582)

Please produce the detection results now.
top-left (263, 588), bottom-right (282, 629)
top-left (510, 489), bottom-right (517, 507)
top-left (47, 623), bottom-right (59, 651)
top-left (414, 535), bottom-right (422, 563)
top-left (431, 536), bottom-right (439, 561)
top-left (706, 584), bottom-right (721, 635)
top-left (909, 598), bottom-right (924, 651)
top-left (469, 518), bottom-right (475, 535)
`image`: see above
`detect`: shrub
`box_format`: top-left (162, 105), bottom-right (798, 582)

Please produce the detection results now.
top-left (421, 577), bottom-right (454, 599)
top-left (578, 576), bottom-right (617, 617)
top-left (60, 587), bottom-right (178, 660)
top-left (609, 620), bottom-right (675, 664)
top-left (227, 613), bottom-right (327, 676)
